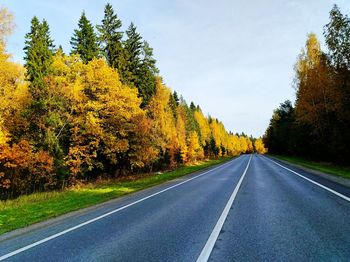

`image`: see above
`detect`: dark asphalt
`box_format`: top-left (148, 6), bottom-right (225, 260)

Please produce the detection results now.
top-left (0, 154), bottom-right (349, 261)
top-left (209, 155), bottom-right (350, 261)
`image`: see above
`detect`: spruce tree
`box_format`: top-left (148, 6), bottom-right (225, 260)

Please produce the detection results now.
top-left (23, 17), bottom-right (55, 148)
top-left (124, 22), bottom-right (142, 84)
top-left (24, 17), bottom-right (55, 97)
top-left (138, 41), bottom-right (159, 106)
top-left (56, 45), bottom-right (64, 55)
top-left (190, 102), bottom-right (196, 111)
top-left (70, 12), bottom-right (99, 63)
top-left (173, 91), bottom-right (180, 106)
top-left (97, 3), bottom-right (124, 69)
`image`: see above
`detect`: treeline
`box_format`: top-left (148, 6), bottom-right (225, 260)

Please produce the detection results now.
top-left (264, 5), bottom-right (350, 164)
top-left (0, 4), bottom-right (264, 199)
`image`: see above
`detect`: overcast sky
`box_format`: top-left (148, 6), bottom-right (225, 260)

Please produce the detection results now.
top-left (3, 0), bottom-right (350, 137)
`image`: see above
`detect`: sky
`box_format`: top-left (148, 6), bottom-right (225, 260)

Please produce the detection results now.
top-left (2, 0), bottom-right (350, 137)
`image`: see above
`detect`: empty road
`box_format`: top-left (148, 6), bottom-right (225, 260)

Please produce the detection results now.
top-left (0, 154), bottom-right (349, 261)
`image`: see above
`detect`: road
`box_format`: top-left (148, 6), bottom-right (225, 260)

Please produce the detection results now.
top-left (0, 154), bottom-right (349, 261)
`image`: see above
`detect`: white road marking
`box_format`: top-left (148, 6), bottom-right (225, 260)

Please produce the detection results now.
top-left (262, 156), bottom-right (350, 202)
top-left (0, 158), bottom-right (238, 261)
top-left (196, 154), bottom-right (252, 262)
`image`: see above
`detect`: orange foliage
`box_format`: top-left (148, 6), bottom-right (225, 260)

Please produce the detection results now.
top-left (0, 140), bottom-right (54, 198)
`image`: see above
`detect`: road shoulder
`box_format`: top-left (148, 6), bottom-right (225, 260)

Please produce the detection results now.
top-left (0, 157), bottom-right (235, 243)
top-left (268, 155), bottom-right (350, 188)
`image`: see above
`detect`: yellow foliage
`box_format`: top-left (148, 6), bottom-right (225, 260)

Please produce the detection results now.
top-left (50, 54), bottom-right (156, 174)
top-left (147, 78), bottom-right (177, 151)
top-left (194, 110), bottom-right (210, 145)
top-left (187, 131), bottom-right (203, 162)
top-left (254, 138), bottom-right (267, 154)
top-left (176, 107), bottom-right (187, 162)
top-left (0, 28), bottom-right (29, 145)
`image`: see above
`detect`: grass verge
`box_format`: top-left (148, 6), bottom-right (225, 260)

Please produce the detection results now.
top-left (0, 157), bottom-right (232, 235)
top-left (270, 154), bottom-right (350, 179)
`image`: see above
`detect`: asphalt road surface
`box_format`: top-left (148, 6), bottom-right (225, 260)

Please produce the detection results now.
top-left (1, 154), bottom-right (349, 261)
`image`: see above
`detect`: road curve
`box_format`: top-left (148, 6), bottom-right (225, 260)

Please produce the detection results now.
top-left (0, 154), bottom-right (349, 261)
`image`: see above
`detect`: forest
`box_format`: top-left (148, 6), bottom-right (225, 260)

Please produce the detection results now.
top-left (264, 5), bottom-right (350, 165)
top-left (0, 4), bottom-right (266, 200)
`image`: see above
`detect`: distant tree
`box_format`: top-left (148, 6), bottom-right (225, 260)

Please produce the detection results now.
top-left (70, 12), bottom-right (99, 63)
top-left (254, 138), bottom-right (267, 154)
top-left (56, 45), bottom-right (64, 55)
top-left (190, 102), bottom-right (196, 110)
top-left (168, 92), bottom-right (178, 119)
top-left (263, 100), bottom-right (296, 155)
top-left (173, 91), bottom-right (179, 105)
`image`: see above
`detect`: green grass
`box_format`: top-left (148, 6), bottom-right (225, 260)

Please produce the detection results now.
top-left (0, 157), bottom-right (232, 235)
top-left (270, 154), bottom-right (350, 179)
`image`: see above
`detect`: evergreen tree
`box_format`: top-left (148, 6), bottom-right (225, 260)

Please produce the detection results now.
top-left (173, 91), bottom-right (180, 106)
top-left (56, 45), bottom-right (64, 55)
top-left (169, 93), bottom-right (178, 119)
top-left (24, 17), bottom-right (55, 96)
top-left (124, 22), bottom-right (142, 84)
top-left (70, 12), bottom-right (99, 63)
top-left (97, 3), bottom-right (124, 69)
top-left (138, 41), bottom-right (159, 107)
top-left (23, 17), bottom-right (57, 150)
top-left (190, 102), bottom-right (196, 110)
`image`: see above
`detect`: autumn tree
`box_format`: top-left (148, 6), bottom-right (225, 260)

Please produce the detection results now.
top-left (0, 7), bottom-right (27, 146)
top-left (147, 79), bottom-right (179, 166)
top-left (194, 109), bottom-right (210, 146)
top-left (254, 138), bottom-right (267, 154)
top-left (187, 131), bottom-right (203, 162)
top-left (1, 4), bottom-right (256, 199)
top-left (294, 33), bottom-right (342, 159)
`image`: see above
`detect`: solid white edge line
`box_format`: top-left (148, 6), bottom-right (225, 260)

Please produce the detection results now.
top-left (262, 155), bottom-right (350, 202)
top-left (0, 158), bottom-right (237, 261)
top-left (196, 154), bottom-right (252, 262)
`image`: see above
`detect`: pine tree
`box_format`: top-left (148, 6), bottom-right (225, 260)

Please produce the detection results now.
top-left (70, 12), bottom-right (99, 63)
top-left (97, 3), bottom-right (124, 69)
